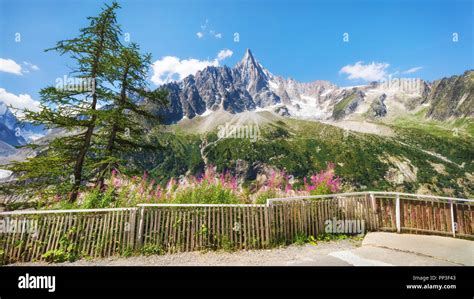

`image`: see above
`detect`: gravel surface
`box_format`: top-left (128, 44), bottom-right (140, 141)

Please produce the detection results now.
top-left (11, 238), bottom-right (362, 266)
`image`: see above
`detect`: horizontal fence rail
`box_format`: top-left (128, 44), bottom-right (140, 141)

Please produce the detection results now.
top-left (0, 192), bottom-right (472, 264)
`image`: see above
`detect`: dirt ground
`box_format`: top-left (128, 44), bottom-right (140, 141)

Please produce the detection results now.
top-left (10, 233), bottom-right (467, 266)
top-left (11, 238), bottom-right (362, 266)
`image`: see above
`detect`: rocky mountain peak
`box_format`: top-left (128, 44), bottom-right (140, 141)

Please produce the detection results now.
top-left (151, 50), bottom-right (471, 125)
top-left (235, 49), bottom-right (270, 79)
top-left (0, 101), bottom-right (48, 146)
top-left (426, 70), bottom-right (473, 120)
top-left (239, 48), bottom-right (257, 67)
top-left (234, 49), bottom-right (273, 96)
top-left (0, 103), bottom-right (18, 131)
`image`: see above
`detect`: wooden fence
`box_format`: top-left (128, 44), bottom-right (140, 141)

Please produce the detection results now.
top-left (268, 194), bottom-right (380, 243)
top-left (0, 208), bottom-right (138, 264)
top-left (138, 204), bottom-right (269, 253)
top-left (268, 192), bottom-right (473, 238)
top-left (0, 192), bottom-right (472, 264)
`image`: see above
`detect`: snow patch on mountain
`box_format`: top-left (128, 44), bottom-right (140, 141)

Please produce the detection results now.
top-left (0, 169), bottom-right (13, 180)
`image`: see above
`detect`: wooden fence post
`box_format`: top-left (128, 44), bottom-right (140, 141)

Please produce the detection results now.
top-left (395, 194), bottom-right (401, 233)
top-left (450, 201), bottom-right (456, 238)
top-left (136, 206), bottom-right (146, 248)
top-left (128, 209), bottom-right (136, 249)
top-left (264, 203), bottom-right (271, 247)
top-left (370, 192), bottom-right (377, 230)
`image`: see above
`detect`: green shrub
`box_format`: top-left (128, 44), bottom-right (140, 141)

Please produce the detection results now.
top-left (254, 189), bottom-right (279, 204)
top-left (294, 234), bottom-right (307, 246)
top-left (172, 182), bottom-right (239, 204)
top-left (121, 247), bottom-right (134, 257)
top-left (41, 227), bottom-right (79, 263)
top-left (294, 233), bottom-right (353, 246)
top-left (100, 185), bottom-right (115, 207)
top-left (42, 249), bottom-right (70, 263)
top-left (140, 244), bottom-right (165, 256)
top-left (81, 188), bottom-right (102, 209)
top-left (81, 186), bottom-right (115, 209)
top-left (220, 235), bottom-right (234, 252)
top-left (309, 184), bottom-right (332, 196)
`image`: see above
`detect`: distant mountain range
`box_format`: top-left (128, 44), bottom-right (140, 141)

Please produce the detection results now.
top-left (152, 49), bottom-right (472, 125)
top-left (0, 103), bottom-right (47, 148)
top-left (0, 49), bottom-right (472, 166)
top-left (1, 49), bottom-right (471, 145)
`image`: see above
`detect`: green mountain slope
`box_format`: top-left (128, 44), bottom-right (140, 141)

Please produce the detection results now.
top-left (132, 112), bottom-right (473, 198)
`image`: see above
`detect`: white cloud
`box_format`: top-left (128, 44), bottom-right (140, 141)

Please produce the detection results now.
top-left (0, 58), bottom-right (23, 75)
top-left (23, 61), bottom-right (40, 71)
top-left (151, 56), bottom-right (218, 85)
top-left (0, 58), bottom-right (39, 75)
top-left (209, 30), bottom-right (222, 39)
top-left (196, 19), bottom-right (222, 39)
top-left (340, 61), bottom-right (390, 82)
top-left (151, 49), bottom-right (233, 86)
top-left (402, 66), bottom-right (423, 74)
top-left (0, 88), bottom-right (40, 116)
top-left (217, 49), bottom-right (233, 61)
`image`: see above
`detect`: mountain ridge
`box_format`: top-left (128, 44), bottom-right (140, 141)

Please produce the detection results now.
top-left (0, 103), bottom-right (47, 148)
top-left (152, 49), bottom-right (473, 126)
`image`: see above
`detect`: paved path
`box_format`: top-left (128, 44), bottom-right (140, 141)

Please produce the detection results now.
top-left (293, 232), bottom-right (472, 266)
top-left (12, 233), bottom-right (472, 266)
top-left (361, 232), bottom-right (474, 266)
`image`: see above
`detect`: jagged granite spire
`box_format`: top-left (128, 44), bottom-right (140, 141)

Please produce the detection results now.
top-left (153, 49), bottom-right (281, 123)
top-left (238, 48), bottom-right (257, 68)
top-left (234, 49), bottom-right (275, 98)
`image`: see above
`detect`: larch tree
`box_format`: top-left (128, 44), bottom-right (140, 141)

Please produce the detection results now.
top-left (6, 2), bottom-right (122, 203)
top-left (95, 43), bottom-right (168, 189)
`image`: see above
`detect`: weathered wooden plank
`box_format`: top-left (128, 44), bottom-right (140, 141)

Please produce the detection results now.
top-left (15, 216), bottom-right (27, 261)
top-left (251, 207), bottom-right (257, 248)
top-left (128, 209), bottom-right (136, 250)
top-left (190, 209), bottom-right (195, 251)
top-left (238, 207), bottom-right (243, 249)
top-left (171, 209), bottom-right (178, 252)
top-left (229, 206), bottom-right (234, 247)
top-left (96, 213), bottom-right (106, 257)
top-left (69, 215), bottom-right (80, 258)
top-left (163, 209), bottom-right (170, 250)
top-left (279, 204), bottom-right (284, 242)
top-left (117, 210), bottom-right (125, 254)
top-left (156, 209), bottom-right (163, 248)
top-left (108, 211), bottom-right (117, 255)
top-left (45, 215), bottom-right (60, 257)
top-left (86, 214), bottom-right (98, 257)
top-left (32, 215), bottom-right (48, 261)
top-left (103, 212), bottom-right (112, 256)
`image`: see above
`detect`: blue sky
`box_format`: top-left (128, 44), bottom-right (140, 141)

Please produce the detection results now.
top-left (0, 0), bottom-right (472, 111)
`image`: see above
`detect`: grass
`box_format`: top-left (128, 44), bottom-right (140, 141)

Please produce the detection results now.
top-left (295, 233), bottom-right (364, 246)
top-left (389, 109), bottom-right (474, 139)
top-left (333, 93), bottom-right (356, 119)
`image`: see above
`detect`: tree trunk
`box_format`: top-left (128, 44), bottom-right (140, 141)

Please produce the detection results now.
top-left (96, 66), bottom-right (129, 190)
top-left (69, 94), bottom-right (98, 202)
top-left (97, 123), bottom-right (119, 190)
